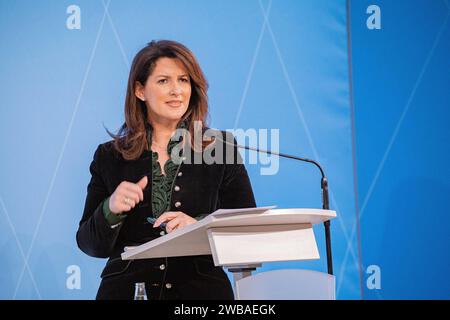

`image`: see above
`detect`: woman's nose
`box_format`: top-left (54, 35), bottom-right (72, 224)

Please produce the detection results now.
top-left (170, 84), bottom-right (182, 96)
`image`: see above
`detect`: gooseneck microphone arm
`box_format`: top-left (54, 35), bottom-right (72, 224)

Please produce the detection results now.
top-left (220, 139), bottom-right (334, 275)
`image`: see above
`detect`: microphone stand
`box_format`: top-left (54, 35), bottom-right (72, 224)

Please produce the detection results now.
top-left (234, 143), bottom-right (334, 275)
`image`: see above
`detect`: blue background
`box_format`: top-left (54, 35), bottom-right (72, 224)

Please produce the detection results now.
top-left (0, 0), bottom-right (448, 300)
top-left (350, 0), bottom-right (450, 299)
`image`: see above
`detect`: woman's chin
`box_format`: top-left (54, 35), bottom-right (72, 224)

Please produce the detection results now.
top-left (161, 113), bottom-right (186, 124)
top-left (149, 107), bottom-right (188, 125)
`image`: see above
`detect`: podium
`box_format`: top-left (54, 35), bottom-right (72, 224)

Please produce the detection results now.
top-left (121, 207), bottom-right (337, 300)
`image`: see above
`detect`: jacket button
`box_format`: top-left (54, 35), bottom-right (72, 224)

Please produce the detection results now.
top-left (159, 264), bottom-right (166, 270)
top-left (165, 283), bottom-right (172, 289)
top-left (175, 201), bottom-right (181, 208)
top-left (177, 172), bottom-right (183, 177)
top-left (160, 230), bottom-right (166, 236)
top-left (174, 185), bottom-right (180, 192)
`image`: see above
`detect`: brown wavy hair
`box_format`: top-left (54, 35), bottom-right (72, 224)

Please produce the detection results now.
top-left (108, 40), bottom-right (210, 160)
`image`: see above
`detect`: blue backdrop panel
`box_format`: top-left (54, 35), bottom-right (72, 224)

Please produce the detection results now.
top-left (349, 0), bottom-right (450, 299)
top-left (0, 0), bottom-right (357, 299)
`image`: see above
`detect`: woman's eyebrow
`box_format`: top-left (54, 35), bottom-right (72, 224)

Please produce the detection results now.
top-left (155, 73), bottom-right (189, 78)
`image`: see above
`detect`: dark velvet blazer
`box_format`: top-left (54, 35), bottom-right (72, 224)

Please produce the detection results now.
top-left (76, 132), bottom-right (256, 300)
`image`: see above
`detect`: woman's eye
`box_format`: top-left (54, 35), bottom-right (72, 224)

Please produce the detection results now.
top-left (180, 78), bottom-right (189, 83)
top-left (157, 79), bottom-right (168, 84)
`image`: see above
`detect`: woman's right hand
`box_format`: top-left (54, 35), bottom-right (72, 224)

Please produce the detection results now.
top-left (109, 176), bottom-right (148, 215)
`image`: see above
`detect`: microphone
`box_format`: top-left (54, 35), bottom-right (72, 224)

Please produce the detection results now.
top-left (216, 134), bottom-right (334, 275)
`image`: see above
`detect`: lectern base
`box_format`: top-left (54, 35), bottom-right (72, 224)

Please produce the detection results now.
top-left (234, 269), bottom-right (336, 300)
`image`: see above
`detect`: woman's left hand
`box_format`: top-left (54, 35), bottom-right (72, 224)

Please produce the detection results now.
top-left (153, 211), bottom-right (197, 233)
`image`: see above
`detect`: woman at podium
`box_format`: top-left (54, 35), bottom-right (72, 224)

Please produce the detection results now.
top-left (76, 40), bottom-right (256, 300)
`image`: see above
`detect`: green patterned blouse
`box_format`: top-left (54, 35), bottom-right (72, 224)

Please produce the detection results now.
top-left (102, 122), bottom-right (186, 226)
top-left (148, 124), bottom-right (184, 218)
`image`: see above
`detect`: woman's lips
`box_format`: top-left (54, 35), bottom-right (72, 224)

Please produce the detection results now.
top-left (166, 100), bottom-right (182, 107)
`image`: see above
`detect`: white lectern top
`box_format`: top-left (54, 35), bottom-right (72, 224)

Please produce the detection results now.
top-left (121, 207), bottom-right (336, 266)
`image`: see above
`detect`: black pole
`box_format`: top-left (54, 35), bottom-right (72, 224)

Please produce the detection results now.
top-left (321, 177), bottom-right (333, 275)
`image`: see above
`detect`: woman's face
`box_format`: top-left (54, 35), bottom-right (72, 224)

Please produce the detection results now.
top-left (136, 57), bottom-right (191, 127)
